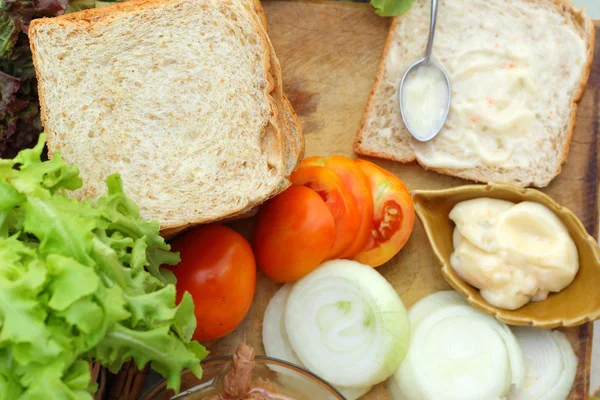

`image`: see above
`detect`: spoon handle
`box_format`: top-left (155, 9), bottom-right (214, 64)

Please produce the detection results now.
top-left (423, 0), bottom-right (438, 63)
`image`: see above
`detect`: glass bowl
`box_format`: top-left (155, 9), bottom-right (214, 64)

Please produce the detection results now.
top-left (140, 356), bottom-right (346, 400)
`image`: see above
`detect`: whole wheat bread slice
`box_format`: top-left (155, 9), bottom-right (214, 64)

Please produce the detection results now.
top-left (355, 0), bottom-right (595, 187)
top-left (200, 0), bottom-right (305, 232)
top-left (247, 0), bottom-right (304, 173)
top-left (30, 0), bottom-right (293, 231)
top-left (163, 0), bottom-right (305, 237)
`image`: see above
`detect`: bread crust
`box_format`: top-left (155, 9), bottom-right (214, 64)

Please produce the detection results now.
top-left (29, 0), bottom-right (292, 232)
top-left (353, 18), bottom-right (416, 162)
top-left (250, 0), bottom-right (304, 173)
top-left (555, 3), bottom-right (596, 173)
top-left (191, 0), bottom-right (304, 235)
top-left (246, 0), bottom-right (296, 172)
top-left (354, 0), bottom-right (596, 187)
top-left (284, 92), bottom-right (305, 164)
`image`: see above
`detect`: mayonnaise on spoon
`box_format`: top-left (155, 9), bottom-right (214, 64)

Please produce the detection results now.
top-left (398, 0), bottom-right (451, 142)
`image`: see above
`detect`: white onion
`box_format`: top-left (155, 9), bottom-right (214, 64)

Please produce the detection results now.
top-left (284, 260), bottom-right (410, 388)
top-left (508, 327), bottom-right (577, 400)
top-left (390, 291), bottom-right (524, 400)
top-left (406, 289), bottom-right (466, 328)
top-left (263, 283), bottom-right (373, 399)
top-left (263, 284), bottom-right (302, 366)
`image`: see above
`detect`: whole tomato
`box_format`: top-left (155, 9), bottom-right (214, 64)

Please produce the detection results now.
top-left (254, 185), bottom-right (336, 282)
top-left (170, 224), bottom-right (256, 341)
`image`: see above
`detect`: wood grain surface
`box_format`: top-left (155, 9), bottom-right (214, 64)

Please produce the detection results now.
top-left (209, 3), bottom-right (600, 399)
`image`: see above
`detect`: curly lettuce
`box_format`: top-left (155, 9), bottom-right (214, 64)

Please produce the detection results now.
top-left (0, 134), bottom-right (206, 399)
top-left (370, 0), bottom-right (415, 17)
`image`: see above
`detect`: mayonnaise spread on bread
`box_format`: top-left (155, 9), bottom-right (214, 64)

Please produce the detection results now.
top-left (449, 198), bottom-right (578, 310)
top-left (380, 0), bottom-right (590, 177)
top-left (401, 64), bottom-right (449, 140)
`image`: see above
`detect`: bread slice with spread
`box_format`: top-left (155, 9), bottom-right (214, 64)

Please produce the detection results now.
top-left (355, 0), bottom-right (595, 187)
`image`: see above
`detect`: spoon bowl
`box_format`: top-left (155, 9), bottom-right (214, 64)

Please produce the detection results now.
top-left (399, 59), bottom-right (452, 142)
top-left (398, 0), bottom-right (452, 142)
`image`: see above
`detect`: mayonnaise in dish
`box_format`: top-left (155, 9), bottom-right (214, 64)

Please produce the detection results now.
top-left (449, 198), bottom-right (579, 310)
top-left (400, 64), bottom-right (449, 141)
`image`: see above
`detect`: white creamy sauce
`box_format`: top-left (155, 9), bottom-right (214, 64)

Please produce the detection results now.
top-left (383, 0), bottom-right (588, 170)
top-left (449, 198), bottom-right (579, 310)
top-left (400, 64), bottom-right (449, 141)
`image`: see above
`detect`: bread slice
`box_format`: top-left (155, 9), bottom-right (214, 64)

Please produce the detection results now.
top-left (355, 0), bottom-right (595, 187)
top-left (246, 0), bottom-right (304, 173)
top-left (29, 0), bottom-right (290, 231)
top-left (201, 0), bottom-right (305, 231)
top-left (161, 0), bottom-right (303, 238)
top-left (268, 46), bottom-right (298, 176)
top-left (283, 93), bottom-right (304, 165)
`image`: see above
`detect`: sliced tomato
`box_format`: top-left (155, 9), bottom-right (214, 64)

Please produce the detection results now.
top-left (290, 165), bottom-right (361, 258)
top-left (299, 156), bottom-right (374, 258)
top-left (254, 185), bottom-right (336, 282)
top-left (352, 160), bottom-right (415, 267)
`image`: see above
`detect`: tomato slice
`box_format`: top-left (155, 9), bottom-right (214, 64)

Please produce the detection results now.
top-left (290, 165), bottom-right (361, 258)
top-left (352, 160), bottom-right (415, 267)
top-left (299, 156), bottom-right (374, 258)
top-left (254, 185), bottom-right (336, 282)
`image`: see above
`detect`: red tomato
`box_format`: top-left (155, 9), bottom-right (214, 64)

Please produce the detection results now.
top-left (352, 160), bottom-right (415, 267)
top-left (170, 225), bottom-right (256, 341)
top-left (299, 156), bottom-right (374, 258)
top-left (290, 165), bottom-right (361, 258)
top-left (254, 185), bottom-right (336, 282)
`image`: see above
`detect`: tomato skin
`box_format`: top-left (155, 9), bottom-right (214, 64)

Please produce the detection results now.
top-left (290, 165), bottom-right (361, 258)
top-left (254, 185), bottom-right (336, 282)
top-left (352, 160), bottom-right (415, 267)
top-left (170, 225), bottom-right (256, 342)
top-left (299, 156), bottom-right (374, 258)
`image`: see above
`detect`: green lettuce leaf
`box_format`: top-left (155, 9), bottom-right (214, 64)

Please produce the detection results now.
top-left (370, 0), bottom-right (415, 17)
top-left (0, 134), bottom-right (205, 398)
top-left (0, 11), bottom-right (21, 59)
top-left (92, 324), bottom-right (206, 393)
top-left (46, 255), bottom-right (100, 311)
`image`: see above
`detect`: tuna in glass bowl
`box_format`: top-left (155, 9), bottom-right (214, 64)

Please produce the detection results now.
top-left (140, 344), bottom-right (345, 400)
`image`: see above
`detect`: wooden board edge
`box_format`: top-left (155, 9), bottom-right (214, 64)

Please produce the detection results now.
top-left (593, 19), bottom-right (600, 245)
top-left (592, 19), bottom-right (600, 398)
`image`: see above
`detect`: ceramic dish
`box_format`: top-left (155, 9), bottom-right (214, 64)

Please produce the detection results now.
top-left (139, 355), bottom-right (346, 400)
top-left (411, 183), bottom-right (600, 328)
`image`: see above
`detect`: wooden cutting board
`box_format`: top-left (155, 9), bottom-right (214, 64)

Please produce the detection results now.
top-left (211, 2), bottom-right (600, 398)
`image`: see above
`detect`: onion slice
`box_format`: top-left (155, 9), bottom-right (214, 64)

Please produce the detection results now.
top-left (508, 327), bottom-right (577, 400)
top-left (389, 291), bottom-right (524, 400)
top-left (263, 284), bottom-right (302, 366)
top-left (263, 283), bottom-right (373, 399)
top-left (284, 260), bottom-right (410, 388)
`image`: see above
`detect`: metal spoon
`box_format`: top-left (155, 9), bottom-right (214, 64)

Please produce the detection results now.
top-left (398, 0), bottom-right (451, 142)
